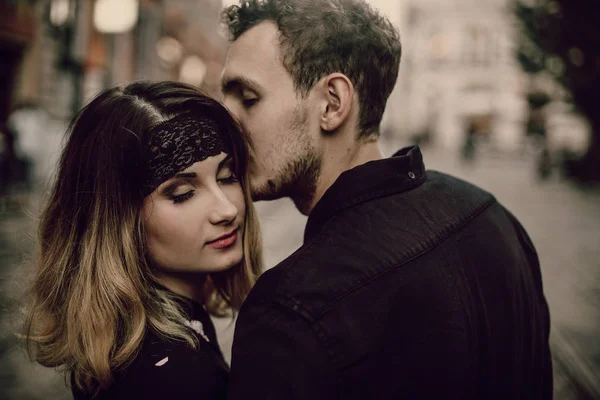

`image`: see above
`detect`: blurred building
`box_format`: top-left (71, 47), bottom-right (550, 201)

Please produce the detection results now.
top-left (389, 0), bottom-right (527, 151)
top-left (384, 0), bottom-right (591, 156)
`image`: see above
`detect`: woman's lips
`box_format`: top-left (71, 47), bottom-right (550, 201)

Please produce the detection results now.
top-left (206, 229), bottom-right (238, 249)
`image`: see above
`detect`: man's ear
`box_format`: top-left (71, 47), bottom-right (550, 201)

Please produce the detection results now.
top-left (319, 73), bottom-right (354, 132)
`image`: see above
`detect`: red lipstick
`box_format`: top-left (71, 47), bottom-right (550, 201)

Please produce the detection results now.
top-left (206, 229), bottom-right (238, 249)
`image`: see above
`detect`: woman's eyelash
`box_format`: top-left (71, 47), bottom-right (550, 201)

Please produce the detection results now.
top-left (171, 191), bottom-right (195, 204)
top-left (167, 173), bottom-right (236, 203)
top-left (219, 174), bottom-right (239, 183)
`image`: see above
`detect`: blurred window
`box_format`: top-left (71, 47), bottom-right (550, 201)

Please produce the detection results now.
top-left (463, 26), bottom-right (493, 67)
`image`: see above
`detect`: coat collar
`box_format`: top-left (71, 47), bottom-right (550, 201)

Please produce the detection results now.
top-left (304, 146), bottom-right (427, 242)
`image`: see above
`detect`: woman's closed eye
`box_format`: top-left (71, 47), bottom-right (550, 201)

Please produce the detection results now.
top-left (218, 172), bottom-right (239, 184)
top-left (217, 158), bottom-right (238, 184)
top-left (163, 182), bottom-right (196, 204)
top-left (170, 190), bottom-right (195, 204)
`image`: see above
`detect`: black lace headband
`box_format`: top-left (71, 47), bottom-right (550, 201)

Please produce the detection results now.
top-left (143, 113), bottom-right (232, 196)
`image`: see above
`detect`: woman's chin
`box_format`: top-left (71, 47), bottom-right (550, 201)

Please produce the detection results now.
top-left (212, 250), bottom-right (244, 272)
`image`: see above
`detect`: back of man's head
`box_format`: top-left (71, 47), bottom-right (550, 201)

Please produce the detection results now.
top-left (222, 0), bottom-right (402, 138)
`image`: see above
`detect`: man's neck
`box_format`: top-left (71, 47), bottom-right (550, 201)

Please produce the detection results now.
top-left (304, 138), bottom-right (384, 215)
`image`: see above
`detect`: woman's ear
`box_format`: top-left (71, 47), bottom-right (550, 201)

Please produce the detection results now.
top-left (319, 73), bottom-right (354, 132)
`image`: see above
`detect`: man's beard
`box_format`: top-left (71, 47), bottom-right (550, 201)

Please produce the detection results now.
top-left (251, 105), bottom-right (322, 215)
top-left (277, 142), bottom-right (322, 215)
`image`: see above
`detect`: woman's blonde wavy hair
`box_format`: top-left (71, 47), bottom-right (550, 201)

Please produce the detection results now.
top-left (23, 81), bottom-right (262, 396)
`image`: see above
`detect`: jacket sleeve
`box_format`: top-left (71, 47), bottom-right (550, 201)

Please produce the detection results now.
top-left (503, 206), bottom-right (554, 399)
top-left (227, 301), bottom-right (337, 400)
top-left (503, 207), bottom-right (551, 316)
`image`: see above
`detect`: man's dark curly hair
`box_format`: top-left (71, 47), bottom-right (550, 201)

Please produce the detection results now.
top-left (222, 0), bottom-right (402, 138)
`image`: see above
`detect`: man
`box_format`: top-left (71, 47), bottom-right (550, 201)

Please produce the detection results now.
top-left (220, 0), bottom-right (553, 399)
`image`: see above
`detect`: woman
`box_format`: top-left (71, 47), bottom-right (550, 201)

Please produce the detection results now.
top-left (24, 81), bottom-right (262, 399)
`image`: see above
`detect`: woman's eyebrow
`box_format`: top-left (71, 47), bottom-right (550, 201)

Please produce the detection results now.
top-left (173, 172), bottom-right (197, 179)
top-left (164, 155), bottom-right (232, 189)
top-left (160, 172), bottom-right (197, 193)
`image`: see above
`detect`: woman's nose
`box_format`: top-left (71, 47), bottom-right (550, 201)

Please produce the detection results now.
top-left (209, 188), bottom-right (238, 225)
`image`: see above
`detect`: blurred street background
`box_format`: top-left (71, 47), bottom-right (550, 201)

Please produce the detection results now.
top-left (1, 0), bottom-right (599, 399)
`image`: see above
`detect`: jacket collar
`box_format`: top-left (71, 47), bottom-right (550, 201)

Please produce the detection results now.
top-left (304, 145), bottom-right (427, 242)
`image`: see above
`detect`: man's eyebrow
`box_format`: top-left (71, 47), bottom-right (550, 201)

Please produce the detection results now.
top-left (221, 76), bottom-right (261, 94)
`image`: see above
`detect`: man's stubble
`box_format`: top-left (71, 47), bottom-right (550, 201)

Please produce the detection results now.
top-left (251, 104), bottom-right (322, 215)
